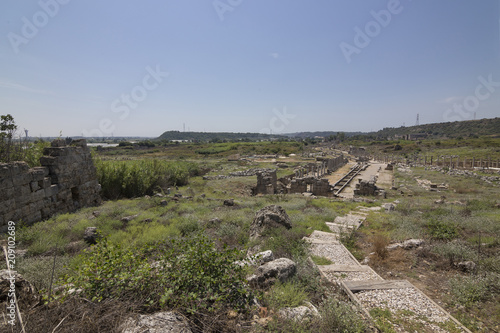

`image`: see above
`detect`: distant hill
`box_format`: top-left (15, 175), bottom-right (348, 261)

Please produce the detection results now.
top-left (156, 131), bottom-right (286, 142)
top-left (284, 131), bottom-right (364, 139)
top-left (369, 117), bottom-right (500, 139)
top-left (155, 118), bottom-right (499, 142)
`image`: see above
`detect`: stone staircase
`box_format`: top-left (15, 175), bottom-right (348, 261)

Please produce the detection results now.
top-left (305, 205), bottom-right (472, 333)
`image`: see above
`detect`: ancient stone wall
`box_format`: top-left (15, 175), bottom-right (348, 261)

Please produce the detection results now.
top-left (254, 156), bottom-right (346, 196)
top-left (325, 155), bottom-right (347, 172)
top-left (354, 176), bottom-right (380, 196)
top-left (0, 139), bottom-right (101, 232)
top-left (311, 179), bottom-right (330, 196)
top-left (255, 170), bottom-right (277, 195)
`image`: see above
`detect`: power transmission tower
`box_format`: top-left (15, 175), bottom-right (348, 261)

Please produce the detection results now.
top-left (415, 114), bottom-right (420, 126)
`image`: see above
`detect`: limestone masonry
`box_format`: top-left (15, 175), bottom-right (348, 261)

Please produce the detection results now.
top-left (0, 139), bottom-right (101, 232)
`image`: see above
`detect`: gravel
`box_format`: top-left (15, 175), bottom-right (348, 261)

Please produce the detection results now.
top-left (356, 287), bottom-right (466, 332)
top-left (322, 270), bottom-right (383, 282)
top-left (309, 243), bottom-right (358, 265)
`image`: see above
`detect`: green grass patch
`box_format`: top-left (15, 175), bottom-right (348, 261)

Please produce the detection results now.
top-left (310, 255), bottom-right (333, 265)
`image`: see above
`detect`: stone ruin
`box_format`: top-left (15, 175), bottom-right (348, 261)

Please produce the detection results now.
top-left (255, 169), bottom-right (278, 195)
top-left (253, 156), bottom-right (347, 197)
top-left (0, 139), bottom-right (101, 232)
top-left (354, 176), bottom-right (380, 196)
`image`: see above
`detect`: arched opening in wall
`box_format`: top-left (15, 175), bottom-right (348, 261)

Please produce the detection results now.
top-left (307, 184), bottom-right (312, 192)
top-left (71, 187), bottom-right (80, 202)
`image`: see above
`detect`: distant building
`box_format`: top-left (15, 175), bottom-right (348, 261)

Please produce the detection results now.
top-left (407, 133), bottom-right (427, 140)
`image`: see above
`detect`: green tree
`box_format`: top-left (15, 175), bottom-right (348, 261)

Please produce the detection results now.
top-left (0, 114), bottom-right (18, 162)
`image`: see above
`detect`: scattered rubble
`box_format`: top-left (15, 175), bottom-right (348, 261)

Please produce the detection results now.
top-left (121, 214), bottom-right (139, 223)
top-left (235, 250), bottom-right (275, 267)
top-left (223, 199), bottom-right (235, 206)
top-left (120, 311), bottom-right (192, 333)
top-left (278, 302), bottom-right (319, 321)
top-left (83, 227), bottom-right (99, 244)
top-left (386, 239), bottom-right (425, 251)
top-left (457, 261), bottom-right (477, 273)
top-left (354, 177), bottom-right (381, 196)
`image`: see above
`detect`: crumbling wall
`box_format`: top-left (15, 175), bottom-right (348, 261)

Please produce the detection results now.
top-left (324, 155), bottom-right (347, 172)
top-left (255, 170), bottom-right (277, 195)
top-left (254, 156), bottom-right (346, 197)
top-left (311, 179), bottom-right (330, 196)
top-left (354, 176), bottom-right (379, 196)
top-left (0, 139), bottom-right (101, 232)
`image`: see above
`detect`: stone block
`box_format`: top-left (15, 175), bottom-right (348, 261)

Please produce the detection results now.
top-left (41, 207), bottom-right (51, 219)
top-left (0, 164), bottom-right (11, 178)
top-left (50, 174), bottom-right (59, 184)
top-left (32, 189), bottom-right (46, 202)
top-left (30, 181), bottom-right (40, 192)
top-left (13, 185), bottom-right (31, 198)
top-left (0, 176), bottom-right (14, 189)
top-left (0, 198), bottom-right (15, 214)
top-left (11, 162), bottom-right (30, 173)
top-left (38, 177), bottom-right (51, 189)
top-left (12, 173), bottom-right (31, 186)
top-left (5, 209), bottom-right (22, 222)
top-left (0, 187), bottom-right (14, 202)
top-left (31, 167), bottom-right (48, 181)
top-left (39, 156), bottom-right (57, 166)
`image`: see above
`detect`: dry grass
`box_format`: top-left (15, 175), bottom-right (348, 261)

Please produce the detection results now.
top-left (372, 234), bottom-right (389, 259)
top-left (5, 297), bottom-right (137, 333)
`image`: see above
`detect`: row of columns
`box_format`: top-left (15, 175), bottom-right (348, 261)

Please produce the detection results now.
top-left (294, 161), bottom-right (329, 178)
top-left (374, 155), bottom-right (500, 170)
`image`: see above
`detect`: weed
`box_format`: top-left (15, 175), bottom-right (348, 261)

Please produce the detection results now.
top-left (312, 296), bottom-right (366, 333)
top-left (433, 241), bottom-right (475, 266)
top-left (372, 233), bottom-right (389, 259)
top-left (370, 308), bottom-right (396, 333)
top-left (448, 274), bottom-right (493, 307)
top-left (310, 255), bottom-right (333, 265)
top-left (264, 281), bottom-right (308, 309)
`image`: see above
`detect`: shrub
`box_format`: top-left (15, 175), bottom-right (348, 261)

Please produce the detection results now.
top-left (62, 234), bottom-right (252, 314)
top-left (448, 274), bottom-right (499, 307)
top-left (313, 297), bottom-right (366, 332)
top-left (433, 241), bottom-right (475, 266)
top-left (427, 219), bottom-right (458, 240)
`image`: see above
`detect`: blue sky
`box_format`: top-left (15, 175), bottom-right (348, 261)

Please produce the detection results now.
top-left (1, 0), bottom-right (499, 137)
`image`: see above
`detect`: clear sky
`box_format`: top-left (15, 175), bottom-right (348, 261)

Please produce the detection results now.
top-left (1, 0), bottom-right (499, 137)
